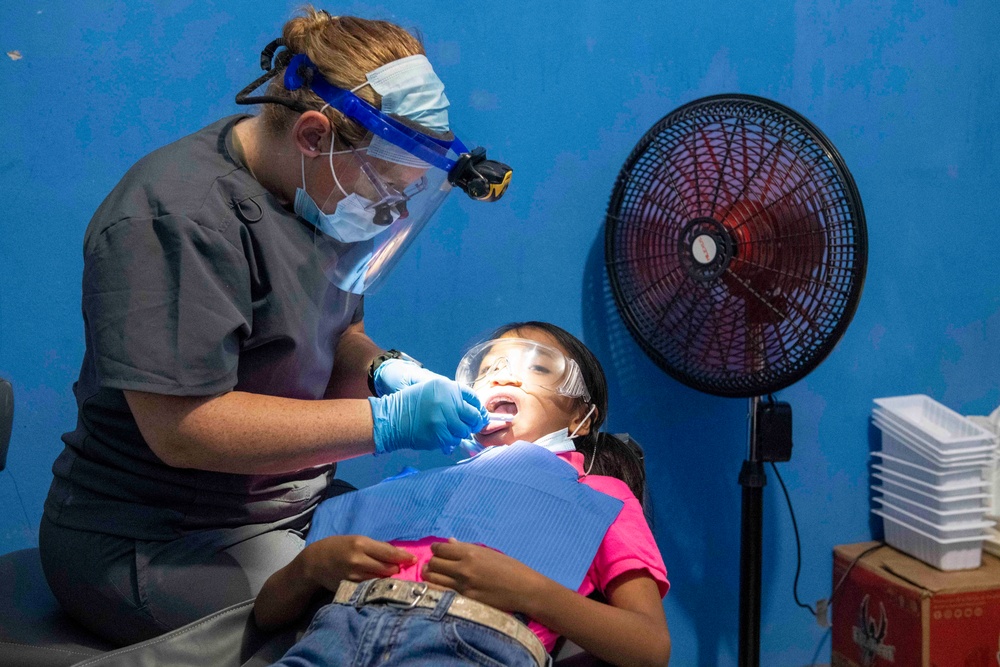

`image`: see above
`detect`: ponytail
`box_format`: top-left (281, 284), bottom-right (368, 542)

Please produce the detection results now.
top-left (575, 432), bottom-right (653, 527)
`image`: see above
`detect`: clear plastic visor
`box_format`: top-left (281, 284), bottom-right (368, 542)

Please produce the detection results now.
top-left (455, 338), bottom-right (591, 401)
top-left (310, 137), bottom-right (457, 294)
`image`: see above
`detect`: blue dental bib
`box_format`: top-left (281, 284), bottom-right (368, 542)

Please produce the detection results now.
top-left (307, 442), bottom-right (624, 591)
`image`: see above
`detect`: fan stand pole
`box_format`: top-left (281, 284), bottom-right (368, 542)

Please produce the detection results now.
top-left (738, 395), bottom-right (765, 667)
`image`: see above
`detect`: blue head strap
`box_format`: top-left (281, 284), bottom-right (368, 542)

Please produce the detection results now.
top-left (283, 54), bottom-right (468, 171)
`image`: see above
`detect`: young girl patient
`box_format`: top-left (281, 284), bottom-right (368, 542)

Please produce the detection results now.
top-left (256, 322), bottom-right (671, 666)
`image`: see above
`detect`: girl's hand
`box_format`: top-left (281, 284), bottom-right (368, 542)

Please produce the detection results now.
top-left (422, 538), bottom-right (542, 613)
top-left (302, 535), bottom-right (416, 592)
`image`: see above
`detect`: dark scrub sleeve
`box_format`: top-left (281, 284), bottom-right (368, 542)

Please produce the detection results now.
top-left (83, 214), bottom-right (252, 396)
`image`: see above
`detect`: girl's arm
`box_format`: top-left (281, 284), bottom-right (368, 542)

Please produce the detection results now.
top-left (254, 535), bottom-right (416, 631)
top-left (423, 539), bottom-right (670, 667)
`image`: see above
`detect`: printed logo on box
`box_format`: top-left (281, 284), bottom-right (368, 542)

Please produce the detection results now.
top-left (852, 595), bottom-right (895, 665)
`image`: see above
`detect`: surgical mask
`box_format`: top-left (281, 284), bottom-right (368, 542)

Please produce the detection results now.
top-left (534, 429), bottom-right (577, 454)
top-left (352, 54), bottom-right (450, 167)
top-left (533, 406), bottom-right (598, 454)
top-left (293, 151), bottom-right (399, 244)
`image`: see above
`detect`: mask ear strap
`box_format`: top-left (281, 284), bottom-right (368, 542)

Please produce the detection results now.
top-left (570, 404), bottom-right (596, 440)
top-left (583, 434), bottom-right (598, 476)
top-left (314, 105), bottom-right (349, 199)
top-left (329, 141), bottom-right (348, 198)
top-left (571, 403), bottom-right (598, 476)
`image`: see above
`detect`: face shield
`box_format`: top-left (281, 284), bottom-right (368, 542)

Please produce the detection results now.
top-left (455, 338), bottom-right (592, 403)
top-left (236, 43), bottom-right (512, 295)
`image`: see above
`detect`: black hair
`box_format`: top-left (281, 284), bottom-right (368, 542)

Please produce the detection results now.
top-left (486, 321), bottom-right (650, 521)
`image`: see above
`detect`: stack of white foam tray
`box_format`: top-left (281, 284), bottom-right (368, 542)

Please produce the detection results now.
top-left (870, 395), bottom-right (997, 570)
top-left (967, 406), bottom-right (1000, 557)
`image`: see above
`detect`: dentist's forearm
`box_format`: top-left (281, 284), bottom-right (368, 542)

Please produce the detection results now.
top-left (125, 389), bottom-right (375, 474)
top-left (325, 319), bottom-right (384, 399)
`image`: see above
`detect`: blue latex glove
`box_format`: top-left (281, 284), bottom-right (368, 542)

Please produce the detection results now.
top-left (369, 378), bottom-right (490, 455)
top-left (372, 358), bottom-right (445, 397)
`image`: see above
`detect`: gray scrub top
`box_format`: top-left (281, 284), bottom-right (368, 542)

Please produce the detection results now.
top-left (44, 116), bottom-right (364, 540)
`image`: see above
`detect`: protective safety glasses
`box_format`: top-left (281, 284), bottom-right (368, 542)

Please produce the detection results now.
top-left (350, 147), bottom-right (428, 224)
top-left (455, 338), bottom-right (591, 402)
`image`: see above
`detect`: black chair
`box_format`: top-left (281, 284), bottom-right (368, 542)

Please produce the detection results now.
top-left (0, 377), bottom-right (115, 666)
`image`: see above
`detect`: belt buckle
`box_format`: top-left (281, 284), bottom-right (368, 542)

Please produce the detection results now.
top-left (386, 581), bottom-right (428, 609)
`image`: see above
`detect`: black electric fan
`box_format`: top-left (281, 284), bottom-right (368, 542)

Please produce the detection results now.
top-left (604, 94), bottom-right (867, 666)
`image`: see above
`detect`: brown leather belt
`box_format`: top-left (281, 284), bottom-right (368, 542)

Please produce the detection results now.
top-left (333, 579), bottom-right (549, 667)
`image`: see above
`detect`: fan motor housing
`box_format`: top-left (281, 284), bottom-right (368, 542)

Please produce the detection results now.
top-left (680, 217), bottom-right (735, 282)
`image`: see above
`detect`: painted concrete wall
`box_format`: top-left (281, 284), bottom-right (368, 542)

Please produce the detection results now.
top-left (2, 1), bottom-right (997, 664)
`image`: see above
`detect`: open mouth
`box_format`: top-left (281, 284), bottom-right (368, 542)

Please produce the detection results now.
top-left (478, 393), bottom-right (519, 436)
top-left (485, 395), bottom-right (519, 417)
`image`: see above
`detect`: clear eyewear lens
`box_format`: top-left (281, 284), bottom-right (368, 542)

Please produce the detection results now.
top-left (352, 148), bottom-right (428, 214)
top-left (457, 338), bottom-right (589, 400)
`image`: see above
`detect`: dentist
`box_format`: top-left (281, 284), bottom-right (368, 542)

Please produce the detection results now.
top-left (40, 7), bottom-right (509, 645)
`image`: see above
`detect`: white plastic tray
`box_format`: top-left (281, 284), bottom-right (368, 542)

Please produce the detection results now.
top-left (874, 499), bottom-right (994, 538)
top-left (871, 465), bottom-right (990, 496)
top-left (873, 395), bottom-right (996, 450)
top-left (872, 474), bottom-right (991, 512)
top-left (873, 509), bottom-right (986, 570)
top-left (871, 488), bottom-right (990, 525)
top-left (873, 408), bottom-right (996, 457)
top-left (873, 413), bottom-right (995, 463)
top-left (878, 425), bottom-right (994, 471)
top-left (871, 452), bottom-right (989, 487)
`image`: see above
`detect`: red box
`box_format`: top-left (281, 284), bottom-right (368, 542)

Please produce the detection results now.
top-left (831, 542), bottom-right (1000, 667)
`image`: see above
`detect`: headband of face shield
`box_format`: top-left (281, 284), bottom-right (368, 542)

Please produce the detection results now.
top-left (455, 338), bottom-right (592, 402)
top-left (236, 41), bottom-right (511, 203)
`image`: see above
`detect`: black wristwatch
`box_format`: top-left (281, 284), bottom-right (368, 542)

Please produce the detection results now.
top-left (367, 349), bottom-right (423, 397)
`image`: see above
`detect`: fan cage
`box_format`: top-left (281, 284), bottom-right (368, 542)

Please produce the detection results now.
top-left (605, 94), bottom-right (867, 398)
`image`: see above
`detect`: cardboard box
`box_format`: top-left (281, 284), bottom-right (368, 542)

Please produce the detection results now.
top-left (831, 542), bottom-right (1000, 667)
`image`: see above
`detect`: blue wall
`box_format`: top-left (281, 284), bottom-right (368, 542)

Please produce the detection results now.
top-left (1, 1), bottom-right (997, 664)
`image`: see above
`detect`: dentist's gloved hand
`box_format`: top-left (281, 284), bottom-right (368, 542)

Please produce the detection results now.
top-left (369, 378), bottom-right (490, 455)
top-left (373, 358), bottom-right (444, 397)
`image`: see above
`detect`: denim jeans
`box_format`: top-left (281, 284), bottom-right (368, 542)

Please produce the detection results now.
top-left (270, 588), bottom-right (538, 667)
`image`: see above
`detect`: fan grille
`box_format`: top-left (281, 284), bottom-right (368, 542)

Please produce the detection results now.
top-left (605, 95), bottom-right (867, 397)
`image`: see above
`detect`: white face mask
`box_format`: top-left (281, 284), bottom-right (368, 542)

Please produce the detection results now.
top-left (533, 405), bottom-right (598, 454)
top-left (293, 152), bottom-right (398, 244)
top-left (533, 429), bottom-right (577, 454)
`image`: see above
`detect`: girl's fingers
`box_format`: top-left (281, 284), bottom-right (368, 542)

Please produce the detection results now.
top-left (420, 567), bottom-right (459, 590)
top-left (363, 539), bottom-right (417, 565)
top-left (429, 538), bottom-right (467, 560)
top-left (361, 551), bottom-right (412, 576)
top-left (423, 555), bottom-right (466, 581)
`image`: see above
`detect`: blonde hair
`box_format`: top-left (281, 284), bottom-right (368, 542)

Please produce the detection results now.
top-left (261, 6), bottom-right (425, 147)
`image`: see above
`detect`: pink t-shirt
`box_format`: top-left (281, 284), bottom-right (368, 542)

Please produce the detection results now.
top-left (388, 450), bottom-right (669, 652)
